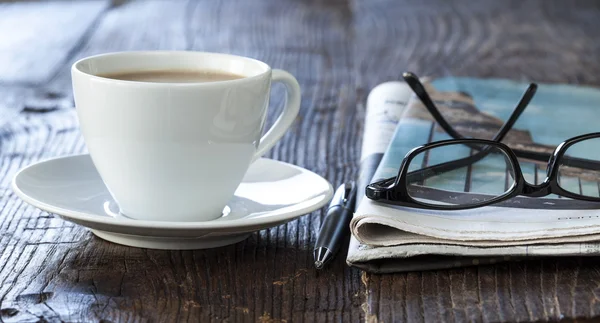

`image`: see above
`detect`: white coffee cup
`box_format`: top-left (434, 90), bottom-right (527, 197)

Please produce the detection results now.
top-left (72, 51), bottom-right (300, 222)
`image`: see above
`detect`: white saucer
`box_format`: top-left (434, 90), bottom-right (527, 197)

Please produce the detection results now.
top-left (12, 155), bottom-right (333, 249)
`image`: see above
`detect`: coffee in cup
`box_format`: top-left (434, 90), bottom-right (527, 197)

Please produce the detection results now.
top-left (98, 69), bottom-right (244, 83)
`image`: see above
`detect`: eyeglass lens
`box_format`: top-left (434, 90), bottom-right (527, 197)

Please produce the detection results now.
top-left (405, 142), bottom-right (517, 207)
top-left (557, 137), bottom-right (600, 198)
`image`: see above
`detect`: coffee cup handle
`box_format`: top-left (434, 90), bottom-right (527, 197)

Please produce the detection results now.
top-left (251, 69), bottom-right (301, 162)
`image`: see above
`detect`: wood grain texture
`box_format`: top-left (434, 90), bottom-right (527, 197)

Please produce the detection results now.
top-left (0, 0), bottom-right (599, 322)
top-left (0, 1), bottom-right (108, 84)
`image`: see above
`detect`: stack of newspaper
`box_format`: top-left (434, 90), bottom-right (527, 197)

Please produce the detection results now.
top-left (347, 77), bottom-right (600, 273)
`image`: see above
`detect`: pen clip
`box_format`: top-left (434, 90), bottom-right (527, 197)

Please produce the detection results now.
top-left (342, 181), bottom-right (356, 205)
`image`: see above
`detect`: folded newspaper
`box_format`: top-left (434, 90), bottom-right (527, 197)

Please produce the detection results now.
top-left (347, 77), bottom-right (600, 273)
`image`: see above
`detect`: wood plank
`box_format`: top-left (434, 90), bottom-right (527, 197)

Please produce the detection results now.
top-left (353, 0), bottom-right (600, 90)
top-left (0, 1), bottom-right (108, 85)
top-left (0, 85), bottom-right (29, 124)
top-left (186, 0), bottom-right (352, 53)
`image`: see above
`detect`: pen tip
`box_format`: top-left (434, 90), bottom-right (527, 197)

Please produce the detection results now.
top-left (313, 247), bottom-right (333, 269)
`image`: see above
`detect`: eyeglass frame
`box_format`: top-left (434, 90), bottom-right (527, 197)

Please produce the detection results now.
top-left (367, 133), bottom-right (600, 210)
top-left (366, 72), bottom-right (600, 210)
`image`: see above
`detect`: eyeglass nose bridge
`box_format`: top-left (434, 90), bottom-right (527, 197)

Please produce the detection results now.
top-left (518, 142), bottom-right (565, 198)
top-left (520, 181), bottom-right (552, 198)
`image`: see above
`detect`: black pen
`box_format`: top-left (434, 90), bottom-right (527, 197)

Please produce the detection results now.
top-left (313, 181), bottom-right (357, 269)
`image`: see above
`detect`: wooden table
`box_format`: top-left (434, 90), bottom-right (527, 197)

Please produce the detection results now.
top-left (1, 0), bottom-right (600, 322)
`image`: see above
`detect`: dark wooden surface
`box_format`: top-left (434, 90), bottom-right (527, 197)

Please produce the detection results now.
top-left (1, 0), bottom-right (600, 322)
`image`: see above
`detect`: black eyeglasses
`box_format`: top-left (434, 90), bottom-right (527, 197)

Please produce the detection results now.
top-left (366, 72), bottom-right (600, 210)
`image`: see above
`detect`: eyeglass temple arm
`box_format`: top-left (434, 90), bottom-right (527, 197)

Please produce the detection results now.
top-left (403, 72), bottom-right (597, 168)
top-left (402, 72), bottom-right (466, 141)
top-left (395, 73), bottom-right (535, 186)
top-left (466, 80), bottom-right (599, 170)
top-left (393, 74), bottom-right (598, 188)
top-left (402, 72), bottom-right (536, 143)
